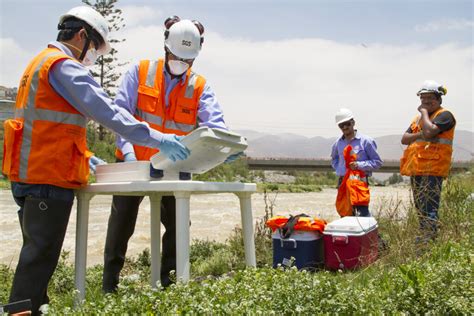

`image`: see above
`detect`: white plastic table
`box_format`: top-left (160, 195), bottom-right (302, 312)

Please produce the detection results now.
top-left (74, 180), bottom-right (257, 302)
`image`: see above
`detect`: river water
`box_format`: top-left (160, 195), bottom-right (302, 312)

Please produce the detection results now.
top-left (0, 186), bottom-right (411, 267)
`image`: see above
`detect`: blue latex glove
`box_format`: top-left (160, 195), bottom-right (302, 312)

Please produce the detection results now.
top-left (224, 151), bottom-right (244, 164)
top-left (89, 155), bottom-right (107, 173)
top-left (158, 134), bottom-right (191, 162)
top-left (123, 152), bottom-right (137, 162)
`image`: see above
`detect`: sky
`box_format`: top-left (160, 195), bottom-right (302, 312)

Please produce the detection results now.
top-left (0, 0), bottom-right (472, 138)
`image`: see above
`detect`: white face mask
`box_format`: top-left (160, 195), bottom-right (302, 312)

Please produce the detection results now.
top-left (82, 48), bottom-right (98, 66)
top-left (168, 60), bottom-right (189, 75)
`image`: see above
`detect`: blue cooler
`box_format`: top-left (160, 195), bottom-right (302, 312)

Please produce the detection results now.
top-left (272, 230), bottom-right (324, 270)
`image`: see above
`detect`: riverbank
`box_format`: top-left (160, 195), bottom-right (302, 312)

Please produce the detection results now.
top-left (0, 186), bottom-right (411, 267)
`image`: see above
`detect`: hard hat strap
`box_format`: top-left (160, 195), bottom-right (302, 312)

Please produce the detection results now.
top-left (78, 36), bottom-right (91, 62)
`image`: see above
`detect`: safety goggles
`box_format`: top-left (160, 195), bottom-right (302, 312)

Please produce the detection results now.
top-left (338, 120), bottom-right (352, 129)
top-left (165, 47), bottom-right (194, 63)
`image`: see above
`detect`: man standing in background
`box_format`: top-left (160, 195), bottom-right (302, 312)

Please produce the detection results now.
top-left (331, 108), bottom-right (383, 217)
top-left (400, 80), bottom-right (455, 242)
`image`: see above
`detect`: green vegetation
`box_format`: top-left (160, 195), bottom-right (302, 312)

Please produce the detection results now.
top-left (1, 172), bottom-right (472, 314)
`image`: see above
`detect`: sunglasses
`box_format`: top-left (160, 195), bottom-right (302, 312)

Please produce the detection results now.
top-left (164, 15), bottom-right (205, 35)
top-left (338, 121), bottom-right (352, 129)
top-left (165, 48), bottom-right (194, 63)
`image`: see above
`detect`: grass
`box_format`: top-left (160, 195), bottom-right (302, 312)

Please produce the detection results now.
top-left (0, 172), bottom-right (472, 313)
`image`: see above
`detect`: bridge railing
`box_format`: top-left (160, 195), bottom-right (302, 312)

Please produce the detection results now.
top-left (244, 157), bottom-right (472, 173)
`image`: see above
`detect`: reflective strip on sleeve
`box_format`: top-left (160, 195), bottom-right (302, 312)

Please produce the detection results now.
top-left (135, 108), bottom-right (163, 126)
top-left (18, 52), bottom-right (87, 180)
top-left (146, 60), bottom-right (158, 87)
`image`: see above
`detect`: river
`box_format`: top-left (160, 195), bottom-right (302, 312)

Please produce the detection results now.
top-left (0, 186), bottom-right (411, 267)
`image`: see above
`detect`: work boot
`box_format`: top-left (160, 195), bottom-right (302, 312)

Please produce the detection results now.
top-left (9, 197), bottom-right (73, 315)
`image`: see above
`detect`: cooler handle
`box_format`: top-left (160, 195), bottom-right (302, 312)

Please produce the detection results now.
top-left (332, 234), bottom-right (349, 245)
top-left (280, 238), bottom-right (297, 249)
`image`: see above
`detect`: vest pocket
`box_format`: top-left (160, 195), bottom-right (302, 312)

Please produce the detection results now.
top-left (137, 85), bottom-right (159, 112)
top-left (174, 103), bottom-right (197, 125)
top-left (417, 151), bottom-right (440, 160)
top-left (2, 119), bottom-right (23, 177)
top-left (67, 138), bottom-right (93, 186)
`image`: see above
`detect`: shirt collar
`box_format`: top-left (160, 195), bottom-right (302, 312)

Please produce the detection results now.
top-left (163, 61), bottom-right (187, 85)
top-left (48, 41), bottom-right (75, 59)
top-left (340, 130), bottom-right (360, 141)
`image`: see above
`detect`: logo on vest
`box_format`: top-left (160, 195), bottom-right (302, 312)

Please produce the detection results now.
top-left (21, 74), bottom-right (29, 88)
top-left (181, 40), bottom-right (192, 47)
top-left (181, 108), bottom-right (191, 114)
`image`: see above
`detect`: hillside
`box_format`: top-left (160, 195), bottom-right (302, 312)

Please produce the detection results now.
top-left (236, 129), bottom-right (473, 161)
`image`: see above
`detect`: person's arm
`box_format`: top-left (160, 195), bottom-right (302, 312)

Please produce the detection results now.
top-left (113, 63), bottom-right (139, 158)
top-left (401, 131), bottom-right (423, 145)
top-left (356, 139), bottom-right (383, 171)
top-left (197, 83), bottom-right (227, 130)
top-left (418, 107), bottom-right (440, 139)
top-left (401, 123), bottom-right (422, 145)
top-left (49, 59), bottom-right (165, 148)
top-left (330, 142), bottom-right (339, 171)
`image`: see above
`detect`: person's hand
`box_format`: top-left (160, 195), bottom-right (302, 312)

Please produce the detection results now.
top-left (417, 104), bottom-right (428, 114)
top-left (158, 134), bottom-right (191, 162)
top-left (124, 152), bottom-right (137, 162)
top-left (224, 151), bottom-right (244, 164)
top-left (349, 161), bottom-right (358, 170)
top-left (89, 155), bottom-right (107, 173)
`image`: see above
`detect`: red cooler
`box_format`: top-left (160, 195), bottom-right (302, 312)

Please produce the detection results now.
top-left (323, 216), bottom-right (378, 270)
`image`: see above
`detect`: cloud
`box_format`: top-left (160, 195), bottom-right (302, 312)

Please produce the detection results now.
top-left (113, 27), bottom-right (473, 137)
top-left (120, 5), bottom-right (163, 28)
top-left (415, 18), bottom-right (474, 32)
top-left (0, 38), bottom-right (33, 88)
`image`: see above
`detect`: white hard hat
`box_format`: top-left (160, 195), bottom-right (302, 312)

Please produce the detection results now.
top-left (335, 108), bottom-right (354, 125)
top-left (165, 20), bottom-right (202, 59)
top-left (417, 80), bottom-right (447, 96)
top-left (59, 6), bottom-right (111, 55)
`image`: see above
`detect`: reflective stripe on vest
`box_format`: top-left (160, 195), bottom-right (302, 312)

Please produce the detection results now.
top-left (349, 174), bottom-right (367, 183)
top-left (164, 120), bottom-right (195, 132)
top-left (135, 108), bottom-right (163, 126)
top-left (185, 73), bottom-right (197, 98)
top-left (146, 60), bottom-right (158, 87)
top-left (16, 52), bottom-right (87, 180)
top-left (414, 138), bottom-right (453, 145)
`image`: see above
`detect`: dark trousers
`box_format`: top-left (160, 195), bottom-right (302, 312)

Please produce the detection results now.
top-left (410, 175), bottom-right (443, 241)
top-left (9, 182), bottom-right (74, 315)
top-left (102, 195), bottom-right (177, 292)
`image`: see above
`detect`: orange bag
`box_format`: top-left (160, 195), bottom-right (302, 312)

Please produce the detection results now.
top-left (335, 145), bottom-right (370, 217)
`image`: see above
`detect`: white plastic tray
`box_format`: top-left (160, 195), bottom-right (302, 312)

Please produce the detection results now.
top-left (95, 127), bottom-right (247, 183)
top-left (150, 127), bottom-right (248, 174)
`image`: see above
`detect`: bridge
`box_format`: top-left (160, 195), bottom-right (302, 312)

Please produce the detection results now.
top-left (245, 158), bottom-right (472, 173)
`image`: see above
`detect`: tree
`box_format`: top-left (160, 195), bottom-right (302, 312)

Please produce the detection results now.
top-left (387, 172), bottom-right (404, 185)
top-left (82, 0), bottom-right (127, 140)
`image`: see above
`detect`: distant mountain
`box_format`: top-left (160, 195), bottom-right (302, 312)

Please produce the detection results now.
top-left (235, 129), bottom-right (473, 161)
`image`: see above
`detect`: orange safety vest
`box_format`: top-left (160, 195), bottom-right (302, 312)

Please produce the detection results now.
top-left (2, 47), bottom-right (92, 189)
top-left (266, 216), bottom-right (327, 233)
top-left (335, 145), bottom-right (370, 217)
top-left (400, 108), bottom-right (455, 178)
top-left (115, 58), bottom-right (206, 161)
